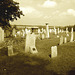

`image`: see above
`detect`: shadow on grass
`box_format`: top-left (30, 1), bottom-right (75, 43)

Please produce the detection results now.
top-left (67, 67), bottom-right (75, 75)
top-left (0, 53), bottom-right (59, 75)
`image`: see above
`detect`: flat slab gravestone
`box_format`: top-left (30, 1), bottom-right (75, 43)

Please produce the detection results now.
top-left (51, 46), bottom-right (57, 58)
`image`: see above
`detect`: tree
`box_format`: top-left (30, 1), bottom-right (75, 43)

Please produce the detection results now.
top-left (0, 0), bottom-right (24, 29)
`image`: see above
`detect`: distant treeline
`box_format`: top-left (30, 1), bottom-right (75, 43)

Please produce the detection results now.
top-left (62, 25), bottom-right (75, 32)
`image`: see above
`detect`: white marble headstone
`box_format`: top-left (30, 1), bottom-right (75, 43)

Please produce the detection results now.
top-left (8, 45), bottom-right (13, 56)
top-left (64, 37), bottom-right (67, 43)
top-left (70, 28), bottom-right (74, 42)
top-left (59, 36), bottom-right (63, 45)
top-left (25, 33), bottom-right (37, 53)
top-left (51, 46), bottom-right (57, 58)
top-left (12, 28), bottom-right (16, 36)
top-left (0, 27), bottom-right (4, 43)
top-left (46, 25), bottom-right (49, 38)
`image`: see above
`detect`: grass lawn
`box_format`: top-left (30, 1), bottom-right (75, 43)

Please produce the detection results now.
top-left (0, 32), bottom-right (75, 75)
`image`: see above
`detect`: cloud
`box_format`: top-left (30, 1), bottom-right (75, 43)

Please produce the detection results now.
top-left (20, 7), bottom-right (36, 14)
top-left (67, 9), bottom-right (75, 16)
top-left (59, 9), bottom-right (75, 17)
top-left (20, 7), bottom-right (43, 18)
top-left (39, 0), bottom-right (57, 8)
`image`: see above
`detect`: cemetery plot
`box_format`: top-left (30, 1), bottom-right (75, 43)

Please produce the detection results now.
top-left (0, 31), bottom-right (75, 75)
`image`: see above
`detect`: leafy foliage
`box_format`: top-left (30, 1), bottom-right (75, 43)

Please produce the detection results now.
top-left (0, 0), bottom-right (24, 29)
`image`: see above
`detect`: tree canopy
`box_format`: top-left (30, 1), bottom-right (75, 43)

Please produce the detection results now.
top-left (0, 0), bottom-right (24, 29)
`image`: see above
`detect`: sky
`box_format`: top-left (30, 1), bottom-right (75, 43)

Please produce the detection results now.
top-left (11, 0), bottom-right (75, 26)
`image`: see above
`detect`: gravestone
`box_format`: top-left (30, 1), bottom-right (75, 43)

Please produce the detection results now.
top-left (57, 28), bottom-right (60, 34)
top-left (67, 34), bottom-right (69, 36)
top-left (50, 29), bottom-right (52, 33)
top-left (41, 28), bottom-right (44, 33)
top-left (8, 45), bottom-right (13, 56)
top-left (0, 27), bottom-right (4, 43)
top-left (46, 24), bottom-right (49, 38)
top-left (66, 27), bottom-right (68, 34)
top-left (12, 28), bottom-right (16, 36)
top-left (25, 33), bottom-right (38, 53)
top-left (25, 28), bottom-right (28, 34)
top-left (51, 46), bottom-right (57, 58)
top-left (55, 28), bottom-right (57, 35)
top-left (41, 33), bottom-right (45, 39)
top-left (38, 29), bottom-right (40, 33)
top-left (22, 29), bottom-right (25, 37)
top-left (59, 36), bottom-right (63, 45)
top-left (64, 37), bottom-right (67, 43)
top-left (70, 28), bottom-right (74, 42)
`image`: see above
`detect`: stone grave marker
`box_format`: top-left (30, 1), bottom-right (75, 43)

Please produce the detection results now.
top-left (50, 29), bottom-right (52, 33)
top-left (41, 33), bottom-right (45, 40)
top-left (8, 45), bottom-right (13, 56)
top-left (55, 28), bottom-right (57, 35)
top-left (51, 46), bottom-right (57, 58)
top-left (64, 37), bottom-right (67, 43)
top-left (12, 28), bottom-right (16, 36)
top-left (38, 29), bottom-right (40, 33)
top-left (46, 24), bottom-right (49, 38)
top-left (66, 27), bottom-right (68, 34)
top-left (70, 28), bottom-right (74, 42)
top-left (57, 28), bottom-right (60, 34)
top-left (59, 36), bottom-right (63, 45)
top-left (0, 27), bottom-right (4, 43)
top-left (25, 33), bottom-right (38, 53)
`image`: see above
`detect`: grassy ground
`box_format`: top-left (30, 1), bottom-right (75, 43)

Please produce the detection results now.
top-left (0, 32), bottom-right (75, 75)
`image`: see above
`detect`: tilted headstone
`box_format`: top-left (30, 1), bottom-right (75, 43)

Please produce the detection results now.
top-left (59, 36), bottom-right (63, 45)
top-left (70, 28), bottom-right (74, 42)
top-left (64, 37), bottom-right (67, 43)
top-left (25, 33), bottom-right (38, 53)
top-left (8, 45), bottom-right (13, 56)
top-left (51, 46), bottom-right (57, 58)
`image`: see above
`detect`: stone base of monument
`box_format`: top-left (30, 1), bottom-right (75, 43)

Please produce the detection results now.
top-left (51, 46), bottom-right (57, 58)
top-left (29, 46), bottom-right (38, 54)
